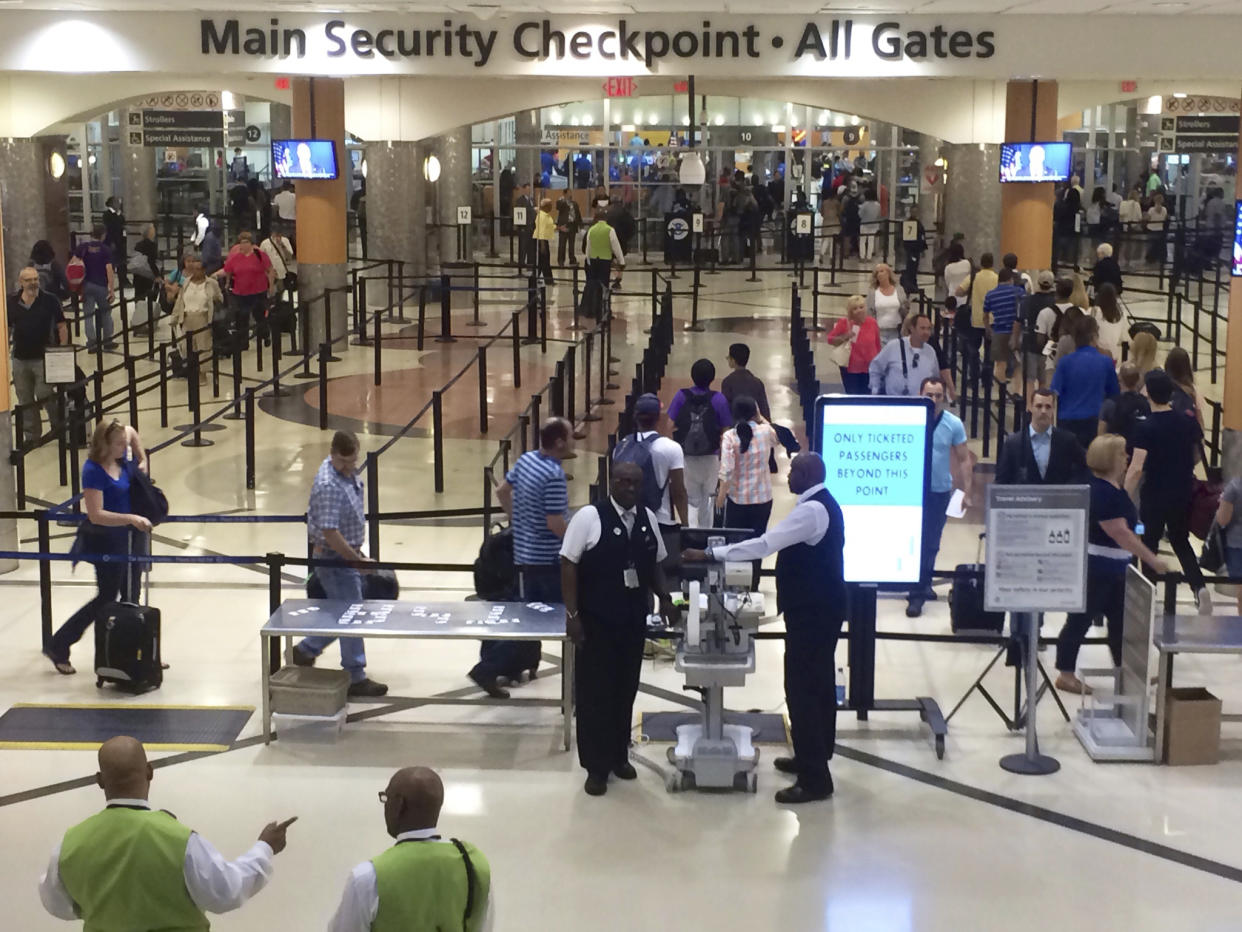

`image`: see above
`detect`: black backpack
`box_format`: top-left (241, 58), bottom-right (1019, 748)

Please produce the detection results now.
top-left (1105, 391), bottom-right (1150, 446)
top-left (673, 390), bottom-right (721, 457)
top-left (473, 524), bottom-right (517, 601)
top-left (611, 432), bottom-right (666, 514)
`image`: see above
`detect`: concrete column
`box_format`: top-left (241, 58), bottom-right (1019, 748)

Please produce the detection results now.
top-left (0, 138), bottom-right (49, 291)
top-left (292, 78), bottom-right (349, 347)
top-left (942, 143), bottom-right (1002, 263)
top-left (365, 140), bottom-right (426, 276)
top-left (270, 103), bottom-right (292, 142)
top-left (514, 108), bottom-right (540, 192)
top-left (119, 108), bottom-right (157, 221)
top-left (1000, 80), bottom-right (1058, 271)
top-left (437, 125), bottom-right (473, 267)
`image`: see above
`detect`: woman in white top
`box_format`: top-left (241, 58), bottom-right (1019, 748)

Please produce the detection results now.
top-left (858, 190), bottom-right (883, 260)
top-left (171, 253), bottom-right (223, 381)
top-left (865, 262), bottom-right (910, 345)
top-left (1145, 192), bottom-right (1168, 264)
top-left (1118, 187), bottom-right (1144, 264)
top-left (1089, 283), bottom-right (1127, 364)
top-left (942, 240), bottom-right (972, 303)
top-left (716, 395), bottom-right (779, 590)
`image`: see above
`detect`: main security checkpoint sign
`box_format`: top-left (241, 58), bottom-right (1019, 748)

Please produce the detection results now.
top-left (813, 395), bottom-right (932, 586)
top-left (984, 485), bottom-right (1088, 613)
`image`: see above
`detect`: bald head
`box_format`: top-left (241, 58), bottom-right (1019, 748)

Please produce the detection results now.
top-left (788, 452), bottom-right (826, 495)
top-left (610, 461), bottom-right (644, 511)
top-left (384, 766), bottom-right (444, 837)
top-left (96, 736), bottom-right (153, 800)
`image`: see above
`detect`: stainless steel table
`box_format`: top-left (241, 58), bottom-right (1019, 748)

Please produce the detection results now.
top-left (260, 599), bottom-right (573, 750)
top-left (1153, 614), bottom-right (1242, 763)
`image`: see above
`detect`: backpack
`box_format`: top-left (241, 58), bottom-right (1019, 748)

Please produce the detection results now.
top-left (673, 390), bottom-right (721, 457)
top-left (66, 256), bottom-right (86, 293)
top-left (1105, 391), bottom-right (1150, 447)
top-left (473, 524), bottom-right (517, 601)
top-left (611, 432), bottom-right (666, 514)
top-left (34, 262), bottom-right (55, 295)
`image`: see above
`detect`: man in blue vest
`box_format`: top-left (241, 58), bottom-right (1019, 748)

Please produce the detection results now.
top-left (327, 766), bottom-right (493, 932)
top-left (40, 736), bottom-right (295, 927)
top-left (683, 452), bottom-right (846, 803)
top-left (561, 462), bottom-right (677, 796)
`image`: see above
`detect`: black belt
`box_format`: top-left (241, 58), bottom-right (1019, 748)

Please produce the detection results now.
top-left (517, 564), bottom-right (559, 574)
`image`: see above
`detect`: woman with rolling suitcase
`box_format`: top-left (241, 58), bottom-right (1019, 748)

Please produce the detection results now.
top-left (44, 421), bottom-right (150, 675)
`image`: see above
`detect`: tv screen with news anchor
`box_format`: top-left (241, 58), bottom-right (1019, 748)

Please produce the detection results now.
top-left (999, 142), bottom-right (1072, 183)
top-left (1233, 200), bottom-right (1242, 277)
top-left (272, 139), bottom-right (339, 180)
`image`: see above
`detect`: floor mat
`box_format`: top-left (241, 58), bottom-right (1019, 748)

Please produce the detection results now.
top-left (639, 711), bottom-right (790, 745)
top-left (0, 704), bottom-right (254, 751)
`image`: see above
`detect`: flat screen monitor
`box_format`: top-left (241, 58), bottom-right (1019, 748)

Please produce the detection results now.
top-left (813, 395), bottom-right (933, 587)
top-left (1233, 200), bottom-right (1242, 277)
top-left (271, 139), bottom-right (339, 180)
top-left (999, 141), bottom-right (1072, 183)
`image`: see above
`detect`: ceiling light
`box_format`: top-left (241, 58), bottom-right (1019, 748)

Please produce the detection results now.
top-left (549, 108), bottom-right (562, 123)
top-left (360, 158), bottom-right (367, 179)
top-left (833, 116), bottom-right (845, 127)
top-left (1173, 92), bottom-right (1187, 98)
top-left (818, 111), bottom-right (828, 126)
top-left (88, 154), bottom-right (96, 166)
top-left (714, 114), bottom-right (724, 126)
top-left (648, 113), bottom-right (659, 125)
top-left (849, 115), bottom-right (860, 125)
top-left (423, 154), bottom-right (440, 182)
top-left (771, 124), bottom-right (786, 133)
top-left (48, 152), bottom-right (65, 179)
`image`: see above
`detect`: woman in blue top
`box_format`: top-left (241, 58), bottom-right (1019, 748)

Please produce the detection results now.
top-left (44, 420), bottom-right (150, 675)
top-left (1054, 434), bottom-right (1168, 695)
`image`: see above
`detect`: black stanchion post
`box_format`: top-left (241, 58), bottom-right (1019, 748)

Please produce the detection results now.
top-left (524, 270), bottom-right (538, 345)
top-left (296, 295), bottom-right (315, 379)
top-left (747, 236), bottom-right (760, 282)
top-left (469, 262), bottom-right (484, 328)
top-left (686, 264), bottom-right (704, 331)
top-left (367, 451), bottom-right (380, 561)
top-left (373, 302), bottom-right (382, 387)
top-left (417, 285), bottom-right (427, 350)
top-left (518, 414), bottom-right (530, 454)
top-left (13, 432), bottom-right (26, 509)
top-left (125, 357), bottom-right (139, 429)
top-left (57, 390), bottom-right (68, 487)
top-left (551, 364), bottom-right (564, 417)
top-left (245, 389), bottom-right (256, 490)
top-left (810, 265), bottom-right (823, 331)
top-left (566, 344), bottom-right (577, 425)
top-left (386, 259), bottom-right (395, 323)
top-left (267, 552), bottom-right (284, 674)
top-left (323, 291), bottom-right (341, 362)
top-left (647, 268), bottom-right (657, 334)
top-left (264, 327), bottom-right (289, 399)
top-left (69, 401), bottom-right (82, 511)
top-left (180, 352), bottom-right (213, 447)
top-left (395, 260), bottom-right (407, 322)
top-left (318, 343), bottom-right (330, 431)
top-left (511, 310), bottom-right (522, 388)
top-left (437, 273), bottom-right (456, 343)
top-left (571, 263), bottom-right (581, 329)
top-left (478, 344), bottom-right (488, 434)
top-left (120, 292), bottom-right (131, 358)
top-left (37, 510), bottom-right (53, 649)
top-left (539, 285), bottom-right (548, 353)
top-left (351, 276), bottom-right (371, 346)
top-left (224, 339), bottom-right (245, 420)
top-left (210, 334), bottom-right (221, 397)
top-left (482, 467), bottom-right (494, 539)
top-left (432, 390), bottom-right (445, 493)
top-left (530, 394), bottom-right (542, 447)
top-left (146, 293), bottom-right (156, 356)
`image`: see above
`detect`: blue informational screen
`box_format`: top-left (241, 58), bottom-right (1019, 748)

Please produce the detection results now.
top-left (1233, 200), bottom-right (1242, 277)
top-left (813, 395), bottom-right (933, 586)
top-left (271, 139), bottom-right (339, 180)
top-left (999, 141), bottom-right (1072, 183)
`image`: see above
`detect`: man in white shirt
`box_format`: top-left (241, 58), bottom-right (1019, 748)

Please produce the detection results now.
top-left (561, 462), bottom-right (676, 796)
top-left (328, 767), bottom-right (493, 932)
top-left (40, 736), bottom-right (294, 927)
top-left (868, 313), bottom-right (938, 397)
top-left (272, 181), bottom-right (296, 222)
top-left (622, 393), bottom-right (688, 565)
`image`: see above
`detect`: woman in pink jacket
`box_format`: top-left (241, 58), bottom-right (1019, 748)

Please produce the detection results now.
top-left (827, 294), bottom-right (881, 394)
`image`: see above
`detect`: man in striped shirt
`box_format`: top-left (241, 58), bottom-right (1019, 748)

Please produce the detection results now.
top-left (469, 418), bottom-right (573, 698)
top-left (983, 267), bottom-right (1026, 389)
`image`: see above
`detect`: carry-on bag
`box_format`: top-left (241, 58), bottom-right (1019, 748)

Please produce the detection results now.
top-left (949, 532), bottom-right (1005, 634)
top-left (95, 531), bottom-right (162, 694)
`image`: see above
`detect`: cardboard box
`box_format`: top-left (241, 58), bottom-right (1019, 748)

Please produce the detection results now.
top-left (270, 666), bottom-right (350, 716)
top-left (1164, 687), bottom-right (1222, 766)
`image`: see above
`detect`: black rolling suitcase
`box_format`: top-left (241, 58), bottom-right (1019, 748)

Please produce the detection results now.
top-left (949, 533), bottom-right (1005, 634)
top-left (95, 533), bottom-right (162, 694)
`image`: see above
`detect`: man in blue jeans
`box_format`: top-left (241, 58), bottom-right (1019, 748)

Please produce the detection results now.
top-left (292, 430), bottom-right (388, 697)
top-left (908, 377), bottom-right (973, 618)
top-left (74, 225), bottom-right (116, 351)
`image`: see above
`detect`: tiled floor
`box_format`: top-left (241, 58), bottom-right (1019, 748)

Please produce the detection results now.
top-left (4, 262), bottom-right (1241, 930)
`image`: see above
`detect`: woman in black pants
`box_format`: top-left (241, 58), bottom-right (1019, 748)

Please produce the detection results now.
top-left (716, 395), bottom-right (778, 590)
top-left (44, 420), bottom-right (150, 675)
top-left (1055, 434), bottom-right (1168, 695)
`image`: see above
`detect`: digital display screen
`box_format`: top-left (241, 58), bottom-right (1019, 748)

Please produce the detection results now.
top-left (272, 139), bottom-right (339, 180)
top-left (814, 396), bottom-right (932, 586)
top-left (999, 141), bottom-right (1073, 183)
top-left (1233, 200), bottom-right (1242, 277)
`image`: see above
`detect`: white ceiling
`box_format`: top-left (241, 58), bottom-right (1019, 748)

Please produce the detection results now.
top-left (10, 0), bottom-right (1242, 14)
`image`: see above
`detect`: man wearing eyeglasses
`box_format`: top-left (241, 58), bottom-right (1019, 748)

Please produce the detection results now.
top-left (8, 266), bottom-right (68, 446)
top-left (328, 767), bottom-right (493, 932)
top-left (868, 313), bottom-right (938, 398)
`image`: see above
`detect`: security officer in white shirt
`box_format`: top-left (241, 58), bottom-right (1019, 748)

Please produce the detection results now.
top-left (683, 453), bottom-right (846, 804)
top-left (561, 462), bottom-right (677, 797)
top-left (40, 736), bottom-right (295, 927)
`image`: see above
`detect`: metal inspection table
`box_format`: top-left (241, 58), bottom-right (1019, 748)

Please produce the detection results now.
top-left (260, 599), bottom-right (572, 750)
top-left (1153, 614), bottom-right (1242, 764)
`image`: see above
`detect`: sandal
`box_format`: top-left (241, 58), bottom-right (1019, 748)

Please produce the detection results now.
top-left (43, 651), bottom-right (76, 675)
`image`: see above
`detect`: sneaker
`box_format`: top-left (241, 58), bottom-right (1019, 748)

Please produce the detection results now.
top-left (291, 645), bottom-right (316, 667)
top-left (1197, 587), bottom-right (1214, 616)
top-left (347, 677), bottom-right (389, 698)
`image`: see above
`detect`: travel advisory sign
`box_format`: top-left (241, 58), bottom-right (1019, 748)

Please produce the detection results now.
top-left (984, 486), bottom-right (1089, 614)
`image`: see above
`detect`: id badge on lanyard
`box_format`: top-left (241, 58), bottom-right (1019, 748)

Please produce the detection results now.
top-left (623, 565), bottom-right (639, 589)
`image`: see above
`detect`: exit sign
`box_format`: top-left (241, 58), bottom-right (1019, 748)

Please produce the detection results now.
top-left (274, 76), bottom-right (290, 91)
top-left (603, 77), bottom-right (636, 97)
top-left (1120, 80), bottom-right (1137, 93)
top-left (673, 81), bottom-right (689, 93)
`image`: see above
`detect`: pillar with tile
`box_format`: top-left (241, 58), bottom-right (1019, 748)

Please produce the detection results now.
top-left (364, 140), bottom-right (426, 277)
top-left (1000, 80), bottom-right (1058, 272)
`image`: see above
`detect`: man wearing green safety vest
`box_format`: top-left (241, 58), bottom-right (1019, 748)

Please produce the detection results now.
top-left (39, 736), bottom-right (296, 929)
top-left (580, 210), bottom-right (625, 318)
top-left (328, 766), bottom-right (493, 932)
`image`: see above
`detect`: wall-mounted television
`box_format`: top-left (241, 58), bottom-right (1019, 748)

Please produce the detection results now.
top-left (272, 139), bottom-right (339, 180)
top-left (999, 141), bottom-right (1072, 183)
top-left (1232, 200), bottom-right (1242, 277)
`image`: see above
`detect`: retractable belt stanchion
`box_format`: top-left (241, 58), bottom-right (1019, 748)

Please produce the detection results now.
top-left (373, 304), bottom-right (382, 387)
top-left (322, 292), bottom-right (341, 362)
top-left (267, 552), bottom-right (284, 674)
top-left (524, 271), bottom-right (539, 345)
top-left (511, 310), bottom-right (522, 388)
top-left (539, 285), bottom-right (548, 353)
top-left (999, 612), bottom-right (1060, 775)
top-left (125, 357), bottom-right (139, 429)
top-left (478, 344), bottom-right (489, 434)
top-left (530, 393), bottom-right (542, 447)
top-left (264, 329), bottom-right (289, 398)
top-left (352, 276), bottom-right (372, 346)
top-left (295, 297), bottom-right (316, 380)
top-left (432, 390), bottom-right (445, 493)
top-left (37, 510), bottom-right (53, 648)
top-left (468, 262), bottom-right (484, 328)
top-left (571, 264), bottom-right (581, 330)
top-left (57, 391), bottom-right (68, 486)
top-left (223, 340), bottom-right (245, 420)
top-left (244, 388), bottom-right (256, 490)
top-left (417, 285), bottom-right (427, 351)
top-left (318, 343), bottom-right (330, 431)
top-left (180, 352), bottom-right (214, 448)
top-left (686, 264), bottom-right (704, 332)
top-left (367, 451), bottom-right (381, 560)
top-left (436, 273), bottom-right (456, 343)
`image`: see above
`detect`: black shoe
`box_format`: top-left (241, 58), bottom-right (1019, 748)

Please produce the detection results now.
top-left (291, 645), bottom-right (316, 667)
top-left (775, 781), bottom-right (832, 804)
top-left (905, 599), bottom-right (924, 618)
top-left (103, 341), bottom-right (119, 351)
top-left (469, 672), bottom-right (510, 699)
top-left (348, 677), bottom-right (389, 698)
top-left (613, 762), bottom-right (638, 780)
top-left (584, 774), bottom-right (608, 796)
top-left (773, 756), bottom-right (798, 775)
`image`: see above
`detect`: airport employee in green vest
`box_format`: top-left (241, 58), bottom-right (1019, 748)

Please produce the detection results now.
top-left (39, 735), bottom-right (296, 929)
top-left (580, 210), bottom-right (625, 317)
top-left (328, 766), bottom-right (493, 932)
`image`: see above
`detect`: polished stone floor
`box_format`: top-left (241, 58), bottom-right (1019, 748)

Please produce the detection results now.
top-left (3, 261), bottom-right (1240, 930)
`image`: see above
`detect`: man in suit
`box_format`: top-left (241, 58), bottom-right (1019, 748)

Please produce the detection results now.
top-left (515, 183), bottom-right (535, 268)
top-left (995, 388), bottom-right (1087, 486)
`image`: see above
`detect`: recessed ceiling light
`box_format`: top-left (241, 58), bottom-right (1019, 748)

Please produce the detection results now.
top-left (1173, 92), bottom-right (1188, 98)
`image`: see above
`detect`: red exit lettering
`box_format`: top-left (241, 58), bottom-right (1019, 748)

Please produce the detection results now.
top-left (274, 76), bottom-right (290, 91)
top-left (603, 77), bottom-right (636, 97)
top-left (1120, 80), bottom-right (1137, 93)
top-left (673, 80), bottom-right (689, 93)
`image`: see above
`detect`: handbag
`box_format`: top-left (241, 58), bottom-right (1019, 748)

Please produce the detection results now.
top-left (1200, 523), bottom-right (1225, 573)
top-left (127, 461), bottom-right (169, 526)
top-left (827, 323), bottom-right (855, 368)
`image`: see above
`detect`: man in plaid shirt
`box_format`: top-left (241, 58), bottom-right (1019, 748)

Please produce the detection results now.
top-left (292, 431), bottom-right (388, 697)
